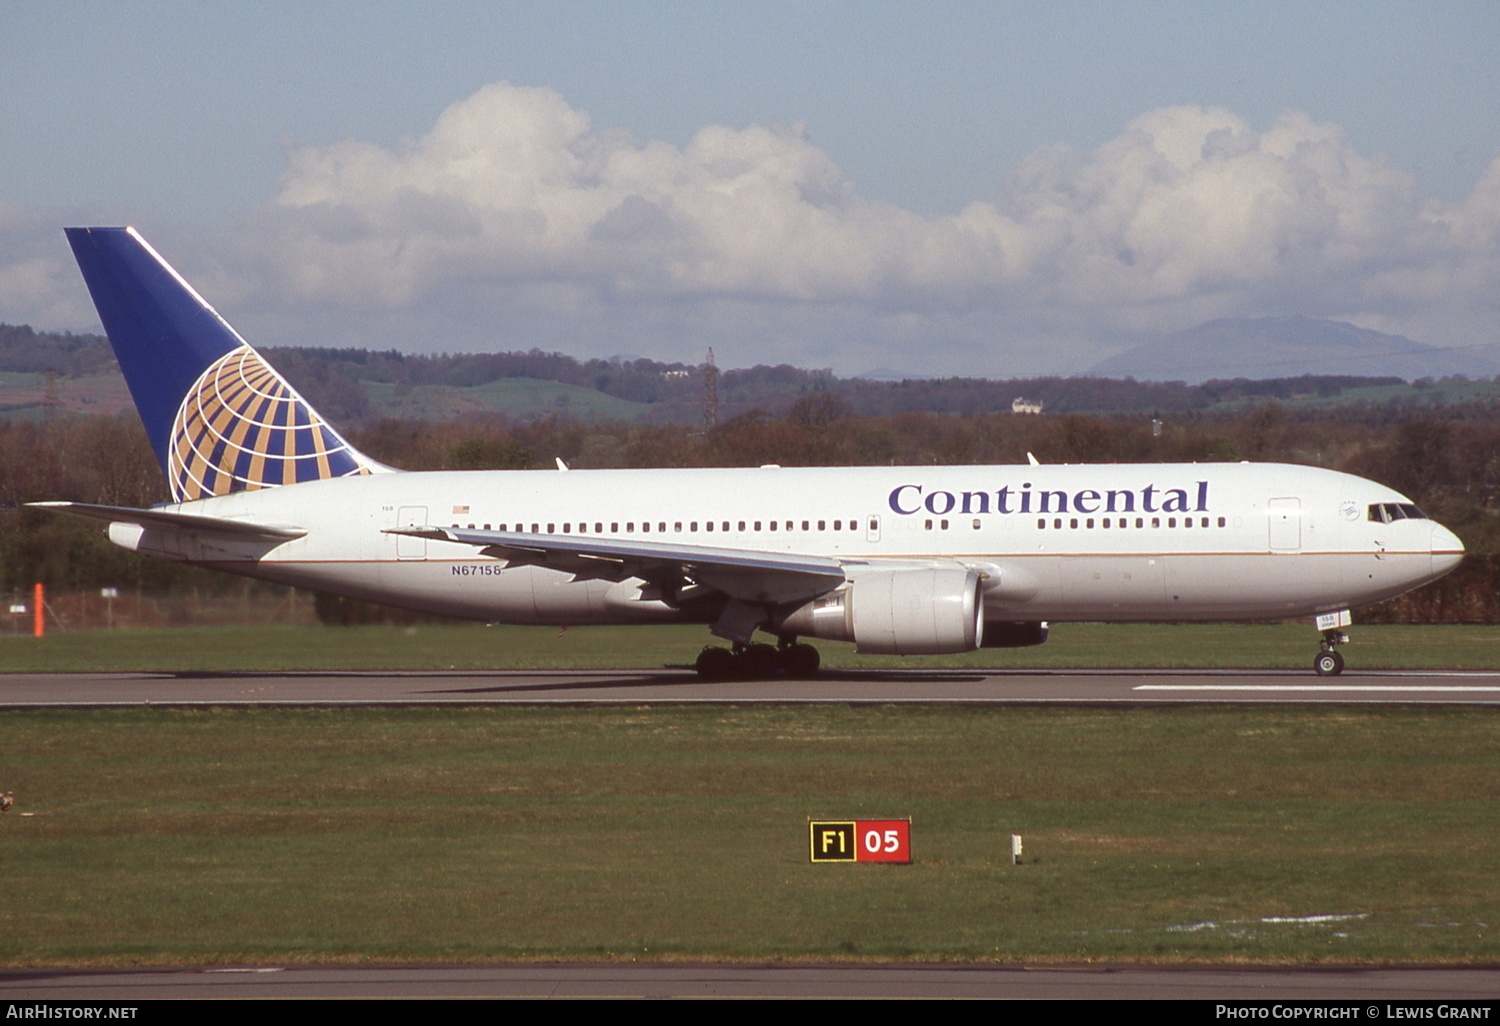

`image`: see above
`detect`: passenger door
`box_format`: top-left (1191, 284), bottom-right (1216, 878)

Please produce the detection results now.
top-left (1268, 497), bottom-right (1301, 551)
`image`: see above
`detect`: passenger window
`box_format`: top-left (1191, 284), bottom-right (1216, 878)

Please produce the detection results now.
top-left (1037, 519), bottom-right (1046, 529)
top-left (940, 519), bottom-right (949, 530)
top-left (642, 522), bottom-right (650, 532)
top-left (739, 521), bottom-right (746, 531)
top-left (817, 520), bottom-right (826, 531)
top-left (611, 523), bottom-right (618, 533)
top-left (627, 523), bottom-right (635, 533)
top-left (1217, 517), bottom-right (1225, 527)
top-left (972, 519), bottom-right (981, 530)
top-left (1152, 517), bottom-right (1160, 528)
top-left (924, 519), bottom-right (933, 531)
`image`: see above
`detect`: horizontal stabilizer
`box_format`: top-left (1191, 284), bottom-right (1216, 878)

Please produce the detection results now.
top-left (28, 501), bottom-right (306, 541)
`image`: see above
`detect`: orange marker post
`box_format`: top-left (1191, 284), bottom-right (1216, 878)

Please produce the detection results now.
top-left (33, 582), bottom-right (44, 638)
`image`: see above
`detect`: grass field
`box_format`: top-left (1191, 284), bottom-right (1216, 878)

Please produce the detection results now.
top-left (4, 623), bottom-right (1495, 966)
top-left (1, 704), bottom-right (1496, 965)
top-left (363, 378), bottom-right (653, 422)
top-left (3, 621), bottom-right (1500, 674)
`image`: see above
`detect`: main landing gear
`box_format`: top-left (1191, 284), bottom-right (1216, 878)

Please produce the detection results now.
top-left (695, 639), bottom-right (821, 681)
top-left (1313, 609), bottom-right (1352, 677)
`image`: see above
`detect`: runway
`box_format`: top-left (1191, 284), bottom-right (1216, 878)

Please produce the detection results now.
top-left (4, 667), bottom-right (1500, 706)
top-left (5, 963), bottom-right (1500, 1000)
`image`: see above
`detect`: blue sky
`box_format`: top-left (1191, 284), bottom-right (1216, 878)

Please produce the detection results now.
top-left (4, 1), bottom-right (1499, 377)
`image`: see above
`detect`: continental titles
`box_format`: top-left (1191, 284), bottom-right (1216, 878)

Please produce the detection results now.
top-left (888, 481), bottom-right (1210, 517)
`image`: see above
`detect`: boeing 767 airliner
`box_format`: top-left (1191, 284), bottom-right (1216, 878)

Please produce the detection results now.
top-left (35, 228), bottom-right (1465, 678)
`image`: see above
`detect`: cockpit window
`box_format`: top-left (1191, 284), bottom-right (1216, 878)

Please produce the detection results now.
top-left (1367, 503), bottom-right (1429, 523)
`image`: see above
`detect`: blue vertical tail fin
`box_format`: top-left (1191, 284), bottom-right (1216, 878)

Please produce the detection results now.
top-left (65, 227), bottom-right (389, 503)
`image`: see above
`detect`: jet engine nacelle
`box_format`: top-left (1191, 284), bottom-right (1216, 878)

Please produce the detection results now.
top-left (780, 567), bottom-right (985, 655)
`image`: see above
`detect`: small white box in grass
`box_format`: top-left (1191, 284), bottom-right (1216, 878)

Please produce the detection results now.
top-left (1011, 834), bottom-right (1023, 865)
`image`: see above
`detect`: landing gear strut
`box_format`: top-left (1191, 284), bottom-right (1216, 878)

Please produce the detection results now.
top-left (1313, 610), bottom-right (1351, 677)
top-left (694, 639), bottom-right (822, 680)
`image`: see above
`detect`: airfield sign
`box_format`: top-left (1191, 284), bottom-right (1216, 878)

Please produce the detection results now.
top-left (809, 819), bottom-right (911, 863)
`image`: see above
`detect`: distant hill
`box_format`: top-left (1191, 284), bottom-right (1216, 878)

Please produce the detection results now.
top-left (1090, 316), bottom-right (1500, 384)
top-left (4, 321), bottom-right (1497, 425)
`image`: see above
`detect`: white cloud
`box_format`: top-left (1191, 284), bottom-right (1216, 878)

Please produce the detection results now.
top-left (0, 205), bottom-right (104, 331)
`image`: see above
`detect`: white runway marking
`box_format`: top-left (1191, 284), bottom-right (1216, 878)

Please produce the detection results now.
top-left (1136, 684), bottom-right (1500, 692)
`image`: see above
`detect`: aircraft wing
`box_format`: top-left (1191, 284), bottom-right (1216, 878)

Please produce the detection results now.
top-left (390, 526), bottom-right (847, 607)
top-left (28, 501), bottom-right (307, 541)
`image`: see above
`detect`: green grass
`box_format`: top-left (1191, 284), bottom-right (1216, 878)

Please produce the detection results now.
top-left (1, 705), bottom-right (1496, 965)
top-left (363, 378), bottom-right (654, 422)
top-left (3, 621), bottom-right (1499, 674)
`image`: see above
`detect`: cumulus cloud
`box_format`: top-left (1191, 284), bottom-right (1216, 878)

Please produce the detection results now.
top-left (0, 205), bottom-right (101, 331)
top-left (248, 83), bottom-right (940, 309)
top-left (7, 82), bottom-right (1499, 375)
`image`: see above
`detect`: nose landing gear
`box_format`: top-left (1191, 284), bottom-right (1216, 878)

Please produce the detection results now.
top-left (1313, 609), bottom-right (1351, 676)
top-left (1314, 647), bottom-right (1345, 677)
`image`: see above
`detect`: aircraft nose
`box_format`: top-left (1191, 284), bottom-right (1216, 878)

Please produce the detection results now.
top-left (1431, 523), bottom-right (1465, 577)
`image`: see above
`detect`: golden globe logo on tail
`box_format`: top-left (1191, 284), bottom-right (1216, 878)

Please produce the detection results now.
top-left (168, 345), bottom-right (377, 502)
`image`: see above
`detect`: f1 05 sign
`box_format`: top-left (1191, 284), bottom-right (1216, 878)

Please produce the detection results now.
top-left (808, 819), bottom-right (911, 863)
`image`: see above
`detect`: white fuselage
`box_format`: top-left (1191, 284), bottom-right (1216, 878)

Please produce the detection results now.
top-left (110, 461), bottom-right (1464, 626)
